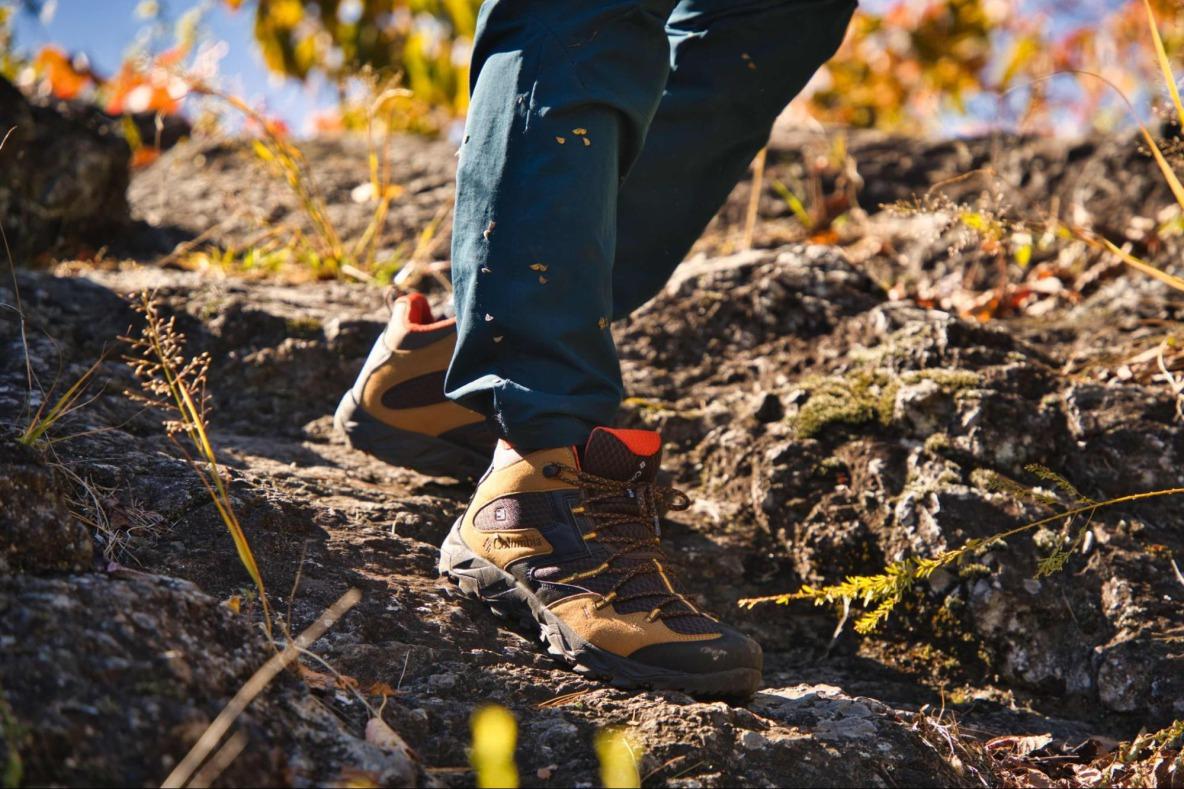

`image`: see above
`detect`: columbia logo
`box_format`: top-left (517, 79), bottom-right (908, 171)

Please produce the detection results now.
top-left (484, 533), bottom-right (543, 551)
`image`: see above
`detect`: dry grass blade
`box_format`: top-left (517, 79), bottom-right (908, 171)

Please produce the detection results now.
top-left (0, 125), bottom-right (36, 406)
top-left (122, 291), bottom-right (271, 634)
top-left (739, 485), bottom-right (1184, 633)
top-left (1099, 237), bottom-right (1184, 293)
top-left (1137, 122), bottom-right (1184, 212)
top-left (184, 730), bottom-right (247, 789)
top-left (19, 354), bottom-right (106, 446)
top-left (1134, 0), bottom-right (1184, 211)
top-left (1012, 65), bottom-right (1184, 211)
top-left (537, 689), bottom-right (593, 709)
top-left (742, 147), bottom-right (768, 250)
top-left (188, 81), bottom-right (344, 264)
top-left (1144, 0), bottom-right (1184, 127)
top-left (161, 587), bottom-right (362, 789)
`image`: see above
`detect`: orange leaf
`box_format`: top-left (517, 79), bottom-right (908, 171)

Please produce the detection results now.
top-left (807, 228), bottom-right (840, 245)
top-left (34, 46), bottom-right (91, 100)
top-left (367, 681), bottom-right (398, 697)
top-left (132, 146), bottom-right (161, 168)
top-left (298, 665), bottom-right (343, 690)
top-left (264, 118), bottom-right (290, 138)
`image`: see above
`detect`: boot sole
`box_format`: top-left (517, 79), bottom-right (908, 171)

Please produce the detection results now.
top-left (438, 520), bottom-right (761, 700)
top-left (334, 390), bottom-right (489, 479)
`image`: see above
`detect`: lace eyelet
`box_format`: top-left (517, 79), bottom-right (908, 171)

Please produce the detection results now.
top-left (542, 463), bottom-right (560, 478)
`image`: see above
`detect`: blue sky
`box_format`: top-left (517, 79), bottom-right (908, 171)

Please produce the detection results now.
top-left (6, 0), bottom-right (1152, 137)
top-left (11, 0), bottom-right (342, 133)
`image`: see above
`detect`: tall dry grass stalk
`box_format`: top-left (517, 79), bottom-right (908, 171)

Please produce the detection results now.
top-left (121, 291), bottom-right (271, 634)
top-left (183, 78), bottom-right (424, 284)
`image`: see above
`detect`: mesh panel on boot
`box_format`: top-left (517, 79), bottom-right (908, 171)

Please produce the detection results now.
top-left (472, 494), bottom-right (556, 532)
top-left (581, 429), bottom-right (661, 483)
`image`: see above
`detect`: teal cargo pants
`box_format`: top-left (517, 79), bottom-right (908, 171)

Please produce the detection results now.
top-left (445, 0), bottom-right (857, 449)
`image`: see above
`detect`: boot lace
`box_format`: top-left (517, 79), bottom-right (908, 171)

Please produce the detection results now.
top-left (543, 463), bottom-right (704, 622)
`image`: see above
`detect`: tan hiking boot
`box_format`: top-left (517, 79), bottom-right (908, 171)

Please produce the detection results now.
top-left (438, 427), bottom-right (762, 699)
top-left (334, 293), bottom-right (495, 477)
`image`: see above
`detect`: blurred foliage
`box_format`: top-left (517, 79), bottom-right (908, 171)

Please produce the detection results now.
top-left (809, 0), bottom-right (1184, 133)
top-left (470, 705), bottom-right (518, 789)
top-left (595, 728), bottom-right (642, 789)
top-left (809, 0), bottom-right (995, 130)
top-left (0, 5), bottom-right (20, 79)
top-left (240, 0), bottom-right (478, 132)
top-left (6, 0), bottom-right (1184, 137)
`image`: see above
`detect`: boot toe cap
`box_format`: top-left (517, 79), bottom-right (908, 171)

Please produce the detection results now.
top-left (629, 624), bottom-right (763, 677)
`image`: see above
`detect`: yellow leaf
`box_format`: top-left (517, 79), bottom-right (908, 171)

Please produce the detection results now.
top-left (595, 728), bottom-right (641, 789)
top-left (471, 705), bottom-right (517, 789)
top-left (269, 0), bottom-right (303, 28)
top-left (251, 140), bottom-right (274, 162)
top-left (1013, 244), bottom-right (1032, 268)
top-left (1012, 233), bottom-right (1033, 268)
top-left (367, 681), bottom-right (398, 697)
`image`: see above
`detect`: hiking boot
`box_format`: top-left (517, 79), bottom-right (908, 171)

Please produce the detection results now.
top-left (334, 293), bottom-right (495, 477)
top-left (438, 427), bottom-right (762, 699)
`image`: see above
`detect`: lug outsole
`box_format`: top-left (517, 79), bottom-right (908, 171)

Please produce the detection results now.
top-left (438, 520), bottom-right (761, 700)
top-left (334, 390), bottom-right (490, 479)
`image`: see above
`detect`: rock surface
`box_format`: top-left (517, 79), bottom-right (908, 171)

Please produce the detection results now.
top-left (1, 126), bottom-right (1183, 785)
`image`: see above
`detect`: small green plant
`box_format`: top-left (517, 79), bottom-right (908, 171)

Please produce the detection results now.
top-left (790, 368), bottom-right (979, 439)
top-left (1094, 719), bottom-right (1184, 786)
top-left (791, 370), bottom-right (898, 439)
top-left (740, 466), bottom-right (1184, 633)
top-left (122, 291), bottom-right (272, 636)
top-left (17, 355), bottom-right (105, 447)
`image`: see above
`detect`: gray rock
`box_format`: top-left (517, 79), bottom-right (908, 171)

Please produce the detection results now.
top-left (0, 77), bottom-right (130, 258)
top-left (0, 433), bottom-right (93, 573)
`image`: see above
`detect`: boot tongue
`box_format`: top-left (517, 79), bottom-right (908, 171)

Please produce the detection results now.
top-left (571, 428), bottom-right (710, 632)
top-left (581, 428), bottom-right (662, 482)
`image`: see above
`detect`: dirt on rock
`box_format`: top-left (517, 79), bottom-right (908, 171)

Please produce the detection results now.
top-left (2, 126), bottom-right (1183, 787)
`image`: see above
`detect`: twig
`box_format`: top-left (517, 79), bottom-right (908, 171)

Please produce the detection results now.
top-left (184, 730), bottom-right (248, 789)
top-left (285, 539), bottom-right (311, 642)
top-left (161, 587), bottom-right (361, 789)
top-left (1171, 558), bottom-right (1184, 590)
top-left (742, 147), bottom-right (768, 251)
top-left (1156, 343), bottom-right (1184, 421)
top-left (0, 126), bottom-right (34, 405)
top-left (396, 649), bottom-right (411, 691)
